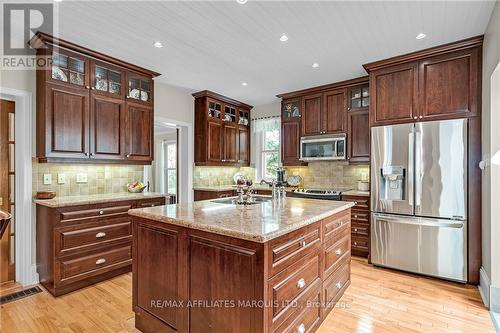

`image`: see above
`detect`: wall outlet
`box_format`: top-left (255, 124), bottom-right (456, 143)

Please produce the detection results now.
top-left (43, 174), bottom-right (52, 185)
top-left (76, 173), bottom-right (88, 183)
top-left (57, 173), bottom-right (66, 184)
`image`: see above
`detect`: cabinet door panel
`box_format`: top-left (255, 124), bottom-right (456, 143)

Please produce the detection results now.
top-left (208, 121), bottom-right (223, 162)
top-left (125, 103), bottom-right (152, 162)
top-left (323, 89), bottom-right (346, 133)
top-left (348, 110), bottom-right (370, 163)
top-left (371, 62), bottom-right (418, 125)
top-left (302, 94), bottom-right (322, 135)
top-left (90, 95), bottom-right (125, 160)
top-left (238, 127), bottom-right (250, 165)
top-left (46, 84), bottom-right (89, 158)
top-left (419, 48), bottom-right (479, 119)
top-left (281, 121), bottom-right (302, 166)
top-left (223, 123), bottom-right (238, 163)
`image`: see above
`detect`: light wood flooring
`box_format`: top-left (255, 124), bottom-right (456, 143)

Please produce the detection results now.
top-left (0, 258), bottom-right (494, 333)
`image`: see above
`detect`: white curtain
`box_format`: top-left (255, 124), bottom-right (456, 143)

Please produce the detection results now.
top-left (252, 116), bottom-right (280, 133)
top-left (151, 140), bottom-right (166, 193)
top-left (251, 116), bottom-right (281, 179)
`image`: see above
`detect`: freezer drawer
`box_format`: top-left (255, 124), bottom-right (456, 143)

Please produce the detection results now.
top-left (370, 213), bottom-right (467, 282)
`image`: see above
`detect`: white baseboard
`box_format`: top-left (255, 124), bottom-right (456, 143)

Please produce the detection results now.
top-left (480, 266), bottom-right (491, 309)
top-left (491, 311), bottom-right (500, 332)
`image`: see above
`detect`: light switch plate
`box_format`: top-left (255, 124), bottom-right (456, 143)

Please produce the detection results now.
top-left (43, 174), bottom-right (52, 185)
top-left (57, 173), bottom-right (66, 184)
top-left (76, 173), bottom-right (88, 183)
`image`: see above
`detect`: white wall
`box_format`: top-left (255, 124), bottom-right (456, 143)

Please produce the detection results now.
top-left (154, 82), bottom-right (195, 124)
top-left (481, 1), bottom-right (500, 308)
top-left (251, 100), bottom-right (281, 118)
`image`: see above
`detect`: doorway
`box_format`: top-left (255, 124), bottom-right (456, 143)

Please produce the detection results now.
top-left (0, 99), bottom-right (15, 284)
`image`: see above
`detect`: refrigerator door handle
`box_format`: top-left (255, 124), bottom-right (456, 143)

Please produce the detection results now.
top-left (408, 131), bottom-right (414, 207)
top-left (373, 214), bottom-right (464, 228)
top-left (415, 127), bottom-right (422, 211)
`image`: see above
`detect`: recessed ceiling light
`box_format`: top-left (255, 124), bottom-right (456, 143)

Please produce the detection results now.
top-left (416, 33), bottom-right (427, 40)
top-left (153, 41), bottom-right (163, 48)
top-left (312, 62), bottom-right (320, 68)
top-left (279, 34), bottom-right (289, 42)
top-left (236, 0), bottom-right (247, 4)
top-left (242, 82), bottom-right (248, 86)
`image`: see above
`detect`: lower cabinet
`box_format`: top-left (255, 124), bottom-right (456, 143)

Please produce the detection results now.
top-left (132, 209), bottom-right (351, 333)
top-left (36, 196), bottom-right (166, 296)
top-left (193, 189), bottom-right (235, 201)
top-left (342, 195), bottom-right (370, 258)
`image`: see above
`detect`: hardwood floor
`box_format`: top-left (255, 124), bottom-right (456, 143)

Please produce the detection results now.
top-left (0, 258), bottom-right (493, 333)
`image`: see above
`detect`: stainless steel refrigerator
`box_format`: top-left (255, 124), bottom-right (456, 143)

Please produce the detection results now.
top-left (370, 119), bottom-right (467, 282)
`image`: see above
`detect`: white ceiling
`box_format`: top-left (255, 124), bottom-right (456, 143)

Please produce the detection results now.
top-left (45, 1), bottom-right (496, 106)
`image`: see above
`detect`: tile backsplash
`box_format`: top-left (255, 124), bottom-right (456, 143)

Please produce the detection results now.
top-left (33, 160), bottom-right (144, 196)
top-left (193, 166), bottom-right (255, 187)
top-left (286, 161), bottom-right (369, 190)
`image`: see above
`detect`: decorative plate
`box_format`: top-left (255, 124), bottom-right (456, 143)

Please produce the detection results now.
top-left (129, 89), bottom-right (140, 99)
top-left (51, 66), bottom-right (67, 82)
top-left (287, 175), bottom-right (302, 186)
top-left (140, 91), bottom-right (149, 101)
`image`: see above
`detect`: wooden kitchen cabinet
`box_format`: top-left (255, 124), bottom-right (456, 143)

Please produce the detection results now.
top-left (31, 32), bottom-right (159, 164)
top-left (347, 109), bottom-right (370, 163)
top-left (281, 120), bottom-right (304, 166)
top-left (302, 93), bottom-right (323, 136)
top-left (342, 194), bottom-right (370, 258)
top-left (323, 89), bottom-right (347, 134)
top-left (364, 36), bottom-right (482, 126)
top-left (193, 189), bottom-right (236, 201)
top-left (36, 196), bottom-right (166, 296)
top-left (193, 91), bottom-right (252, 166)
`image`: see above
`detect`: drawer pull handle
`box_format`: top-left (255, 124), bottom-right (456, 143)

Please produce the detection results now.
top-left (299, 241), bottom-right (306, 248)
top-left (354, 201), bottom-right (358, 205)
top-left (297, 323), bottom-right (306, 333)
top-left (95, 258), bottom-right (106, 265)
top-left (354, 228), bottom-right (358, 232)
top-left (296, 278), bottom-right (306, 289)
top-left (335, 248), bottom-right (342, 255)
top-left (336, 282), bottom-right (343, 289)
top-left (354, 242), bottom-right (358, 246)
top-left (95, 232), bottom-right (106, 238)
top-left (354, 215), bottom-right (358, 218)
top-left (99, 210), bottom-right (104, 215)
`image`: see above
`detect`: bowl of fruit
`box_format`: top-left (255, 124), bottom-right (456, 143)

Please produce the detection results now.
top-left (126, 181), bottom-right (147, 193)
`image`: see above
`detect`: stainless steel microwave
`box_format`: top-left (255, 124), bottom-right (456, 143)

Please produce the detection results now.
top-left (300, 134), bottom-right (346, 161)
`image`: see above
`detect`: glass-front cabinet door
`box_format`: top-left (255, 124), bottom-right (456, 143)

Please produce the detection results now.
top-left (223, 104), bottom-right (237, 124)
top-left (282, 98), bottom-right (301, 120)
top-left (238, 108), bottom-right (250, 126)
top-left (348, 85), bottom-right (369, 111)
top-left (126, 73), bottom-right (153, 103)
top-left (50, 50), bottom-right (88, 88)
top-left (91, 61), bottom-right (125, 98)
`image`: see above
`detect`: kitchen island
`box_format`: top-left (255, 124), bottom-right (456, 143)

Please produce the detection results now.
top-left (128, 197), bottom-right (354, 333)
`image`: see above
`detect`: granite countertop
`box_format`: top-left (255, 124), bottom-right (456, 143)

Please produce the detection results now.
top-left (193, 184), bottom-right (297, 192)
top-left (342, 190), bottom-right (370, 197)
top-left (128, 197), bottom-right (354, 243)
top-left (34, 192), bottom-right (168, 208)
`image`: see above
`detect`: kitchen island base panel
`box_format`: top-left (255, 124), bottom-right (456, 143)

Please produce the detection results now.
top-left (132, 208), bottom-right (351, 333)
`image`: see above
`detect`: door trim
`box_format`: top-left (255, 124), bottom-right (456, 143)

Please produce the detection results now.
top-left (0, 87), bottom-right (37, 286)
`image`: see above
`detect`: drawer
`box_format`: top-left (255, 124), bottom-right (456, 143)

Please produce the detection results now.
top-left (59, 204), bottom-right (132, 223)
top-left (274, 286), bottom-right (322, 333)
top-left (342, 195), bottom-right (369, 210)
top-left (56, 218), bottom-right (131, 256)
top-left (268, 224), bottom-right (321, 277)
top-left (352, 236), bottom-right (369, 251)
top-left (323, 262), bottom-right (350, 316)
top-left (324, 233), bottom-right (350, 278)
top-left (136, 197), bottom-right (166, 208)
top-left (58, 245), bottom-right (132, 285)
top-left (269, 254), bottom-right (320, 320)
top-left (351, 224), bottom-right (369, 237)
top-left (324, 222), bottom-right (350, 250)
top-left (323, 210), bottom-right (350, 244)
top-left (351, 211), bottom-right (369, 224)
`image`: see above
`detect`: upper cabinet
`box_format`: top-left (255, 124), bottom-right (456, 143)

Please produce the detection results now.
top-left (364, 36), bottom-right (482, 126)
top-left (193, 91), bottom-right (252, 166)
top-left (30, 32), bottom-right (160, 164)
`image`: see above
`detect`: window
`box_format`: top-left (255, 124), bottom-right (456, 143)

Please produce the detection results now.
top-left (261, 129), bottom-right (280, 179)
top-left (164, 142), bottom-right (177, 194)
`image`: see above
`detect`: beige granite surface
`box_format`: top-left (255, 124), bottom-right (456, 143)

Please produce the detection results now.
top-left (193, 184), bottom-right (297, 192)
top-left (128, 197), bottom-right (354, 242)
top-left (34, 192), bottom-right (168, 208)
top-left (342, 190), bottom-right (370, 197)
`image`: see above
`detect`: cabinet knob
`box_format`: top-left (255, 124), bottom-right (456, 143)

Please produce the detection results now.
top-left (335, 248), bottom-right (342, 255)
top-left (354, 215), bottom-right (358, 218)
top-left (347, 107), bottom-right (351, 111)
top-left (354, 201), bottom-right (358, 205)
top-left (299, 240), bottom-right (306, 248)
top-left (419, 115), bottom-right (423, 119)
top-left (354, 228), bottom-right (358, 232)
top-left (84, 152), bottom-right (89, 156)
top-left (91, 87), bottom-right (95, 90)
top-left (99, 210), bottom-right (104, 215)
top-left (85, 85), bottom-right (90, 89)
top-left (151, 204), bottom-right (155, 207)
top-left (354, 242), bottom-right (358, 246)
top-left (296, 278), bottom-right (306, 289)
top-left (335, 282), bottom-right (343, 289)
top-left (298, 115), bottom-right (302, 118)
top-left (126, 154), bottom-right (130, 158)
top-left (413, 116), bottom-right (418, 120)
top-left (95, 232), bottom-right (106, 238)
top-left (95, 258), bottom-right (106, 265)
top-left (297, 323), bottom-right (306, 333)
